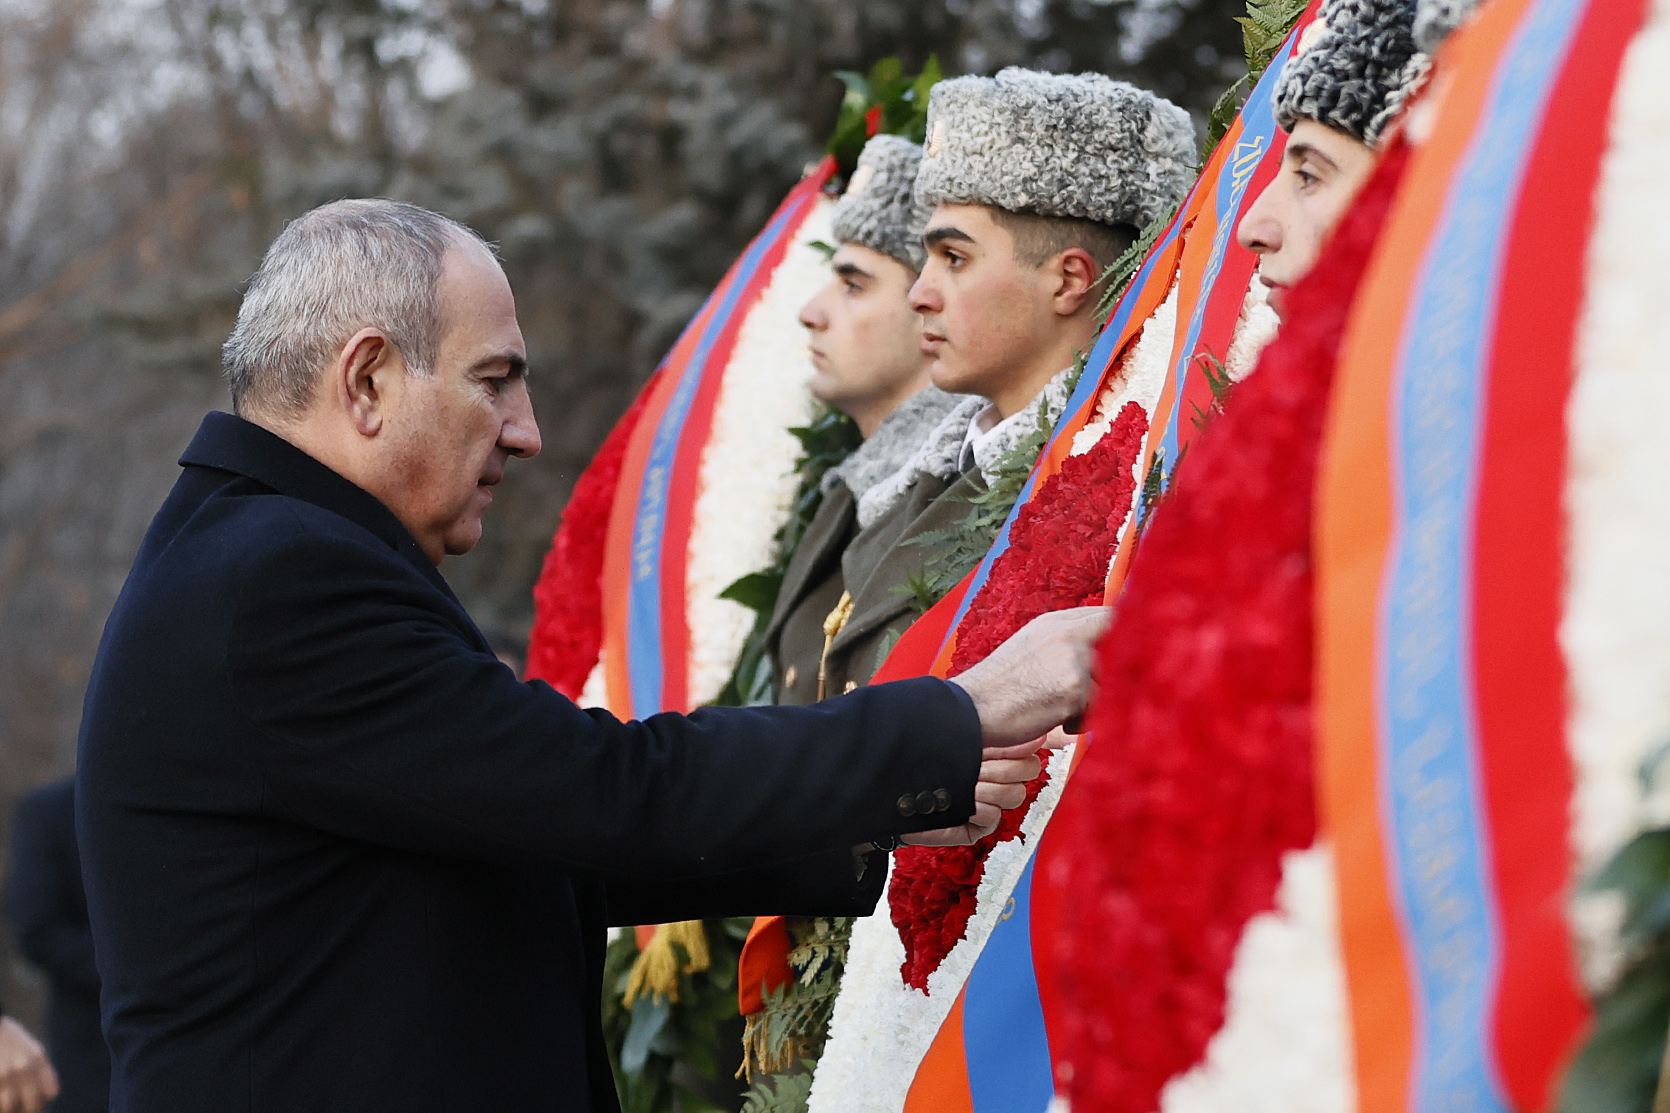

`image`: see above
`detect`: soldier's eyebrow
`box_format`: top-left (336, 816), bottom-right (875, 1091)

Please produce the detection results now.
top-left (923, 225), bottom-right (976, 249)
top-left (1285, 142), bottom-right (1339, 173)
top-left (833, 261), bottom-right (873, 281)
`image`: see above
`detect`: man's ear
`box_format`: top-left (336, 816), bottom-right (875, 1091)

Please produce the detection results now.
top-left (1051, 247), bottom-right (1101, 317)
top-left (335, 327), bottom-right (398, 437)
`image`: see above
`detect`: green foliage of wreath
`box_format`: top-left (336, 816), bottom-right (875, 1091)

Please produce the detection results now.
top-left (1131, 350), bottom-right (1236, 539)
top-left (1203, 0), bottom-right (1310, 160)
top-left (602, 920), bottom-right (755, 1113)
top-left (740, 917), bottom-right (855, 1113)
top-left (1560, 747), bottom-right (1670, 1113)
top-left (826, 56), bottom-right (943, 177)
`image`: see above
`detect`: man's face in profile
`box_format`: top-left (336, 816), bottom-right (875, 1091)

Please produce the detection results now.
top-left (797, 242), bottom-right (929, 430)
top-left (909, 204), bottom-right (1060, 401)
top-left (1235, 119), bottom-right (1378, 319)
top-left (381, 239), bottom-right (541, 560)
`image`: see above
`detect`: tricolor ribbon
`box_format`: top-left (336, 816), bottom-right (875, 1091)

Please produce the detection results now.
top-left (599, 159), bottom-right (835, 718)
top-left (1316, 0), bottom-right (1644, 1108)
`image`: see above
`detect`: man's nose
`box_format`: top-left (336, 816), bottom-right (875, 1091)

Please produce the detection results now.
top-left (907, 270), bottom-right (940, 316)
top-left (1236, 187), bottom-right (1281, 256)
top-left (502, 384), bottom-right (542, 460)
top-left (798, 295), bottom-right (827, 332)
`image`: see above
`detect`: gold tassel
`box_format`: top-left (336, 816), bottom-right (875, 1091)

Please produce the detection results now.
top-left (665, 919), bottom-right (710, 974)
top-left (817, 591), bottom-right (854, 701)
top-left (736, 1010), bottom-right (800, 1082)
top-left (621, 920), bottom-right (711, 1008)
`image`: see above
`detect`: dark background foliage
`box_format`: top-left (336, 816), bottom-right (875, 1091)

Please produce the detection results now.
top-left (0, 0), bottom-right (1240, 1025)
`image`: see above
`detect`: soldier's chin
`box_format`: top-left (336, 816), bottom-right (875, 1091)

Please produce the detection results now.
top-left (1264, 284), bottom-right (1290, 321)
top-left (929, 358), bottom-right (975, 396)
top-left (808, 370), bottom-right (841, 406)
top-left (809, 371), bottom-right (861, 412)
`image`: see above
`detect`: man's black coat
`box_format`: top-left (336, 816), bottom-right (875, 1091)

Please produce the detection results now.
top-left (76, 412), bottom-right (983, 1113)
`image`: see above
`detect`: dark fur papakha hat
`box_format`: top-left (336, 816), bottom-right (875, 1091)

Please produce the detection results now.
top-left (914, 68), bottom-right (1196, 231)
top-left (832, 135), bottom-right (929, 270)
top-left (1272, 0), bottom-right (1427, 147)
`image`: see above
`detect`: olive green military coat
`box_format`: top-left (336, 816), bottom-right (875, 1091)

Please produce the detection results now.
top-left (816, 372), bottom-right (1070, 692)
top-left (764, 483), bottom-right (859, 706)
top-left (815, 465), bottom-right (985, 696)
top-left (762, 387), bottom-right (975, 705)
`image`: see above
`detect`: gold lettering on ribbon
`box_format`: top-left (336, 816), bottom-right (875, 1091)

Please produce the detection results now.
top-left (1231, 134), bottom-right (1267, 188)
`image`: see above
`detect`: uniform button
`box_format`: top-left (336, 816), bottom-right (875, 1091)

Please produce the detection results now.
top-left (896, 793), bottom-right (918, 818)
top-left (915, 791), bottom-right (936, 816)
top-left (784, 665), bottom-right (798, 689)
top-left (932, 788), bottom-right (952, 813)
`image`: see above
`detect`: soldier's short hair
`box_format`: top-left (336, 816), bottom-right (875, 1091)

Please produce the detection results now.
top-left (989, 208), bottom-right (1138, 273)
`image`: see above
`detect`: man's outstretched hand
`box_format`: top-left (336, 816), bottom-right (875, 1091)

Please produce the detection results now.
top-left (954, 606), bottom-right (1107, 750)
top-left (902, 607), bottom-right (1107, 847)
top-left (0, 1016), bottom-right (57, 1113)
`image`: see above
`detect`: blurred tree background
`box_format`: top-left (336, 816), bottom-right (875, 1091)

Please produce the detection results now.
top-left (0, 0), bottom-right (1241, 1026)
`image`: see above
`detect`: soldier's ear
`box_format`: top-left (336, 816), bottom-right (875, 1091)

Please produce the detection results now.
top-left (1051, 247), bottom-right (1099, 317)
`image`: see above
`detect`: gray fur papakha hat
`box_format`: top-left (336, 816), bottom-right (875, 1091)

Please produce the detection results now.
top-left (914, 68), bottom-right (1196, 231)
top-left (1414, 0), bottom-right (1480, 52)
top-left (1272, 0), bottom-right (1427, 147)
top-left (832, 135), bottom-right (929, 269)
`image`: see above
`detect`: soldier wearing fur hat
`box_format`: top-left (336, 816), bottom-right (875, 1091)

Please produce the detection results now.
top-left (817, 68), bottom-right (1195, 696)
top-left (1238, 0), bottom-right (1427, 316)
top-left (765, 135), bottom-right (966, 705)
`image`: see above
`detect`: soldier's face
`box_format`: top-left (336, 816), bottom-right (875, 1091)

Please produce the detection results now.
top-left (797, 243), bottom-right (932, 434)
top-left (381, 239), bottom-right (541, 562)
top-left (1236, 120), bottom-right (1377, 319)
top-left (909, 204), bottom-right (1065, 402)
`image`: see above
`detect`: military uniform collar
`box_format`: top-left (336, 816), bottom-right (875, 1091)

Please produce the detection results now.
top-left (958, 366), bottom-right (1076, 485)
top-left (824, 386), bottom-right (969, 504)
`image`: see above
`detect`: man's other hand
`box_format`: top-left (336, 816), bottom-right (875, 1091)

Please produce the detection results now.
top-left (903, 737), bottom-right (1044, 847)
top-left (0, 1016), bottom-right (58, 1113)
top-left (953, 606), bottom-right (1107, 750)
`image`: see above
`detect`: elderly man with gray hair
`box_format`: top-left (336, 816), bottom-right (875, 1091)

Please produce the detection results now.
top-left (74, 198), bottom-right (1105, 1113)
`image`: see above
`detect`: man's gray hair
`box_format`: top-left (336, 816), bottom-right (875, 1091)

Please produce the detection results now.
top-left (222, 199), bottom-right (493, 416)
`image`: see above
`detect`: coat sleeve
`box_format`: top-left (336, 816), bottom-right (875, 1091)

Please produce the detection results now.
top-left (227, 529), bottom-right (983, 881)
top-left (9, 784), bottom-right (101, 1000)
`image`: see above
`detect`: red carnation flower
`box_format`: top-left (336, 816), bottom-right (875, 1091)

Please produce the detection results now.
top-left (888, 401), bottom-right (1149, 990)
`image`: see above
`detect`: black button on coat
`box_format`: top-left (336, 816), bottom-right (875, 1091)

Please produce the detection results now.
top-left (76, 412), bottom-right (983, 1113)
